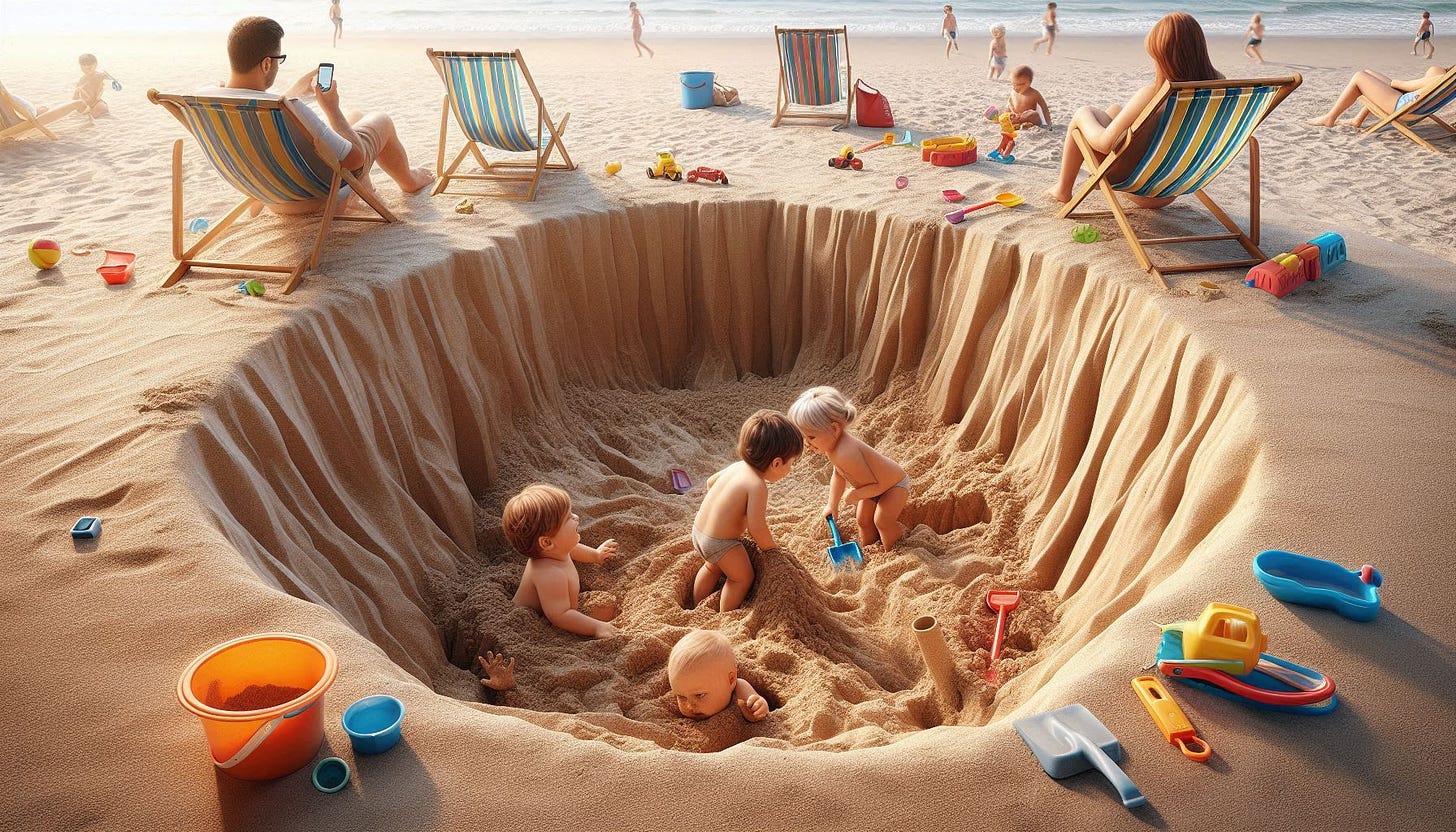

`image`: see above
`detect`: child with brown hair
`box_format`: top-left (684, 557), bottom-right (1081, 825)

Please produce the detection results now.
top-left (691, 410), bottom-right (802, 612)
top-left (73, 54), bottom-right (114, 117)
top-left (504, 484), bottom-right (620, 638)
top-left (667, 630), bottom-right (769, 721)
top-left (1007, 65), bottom-right (1052, 126)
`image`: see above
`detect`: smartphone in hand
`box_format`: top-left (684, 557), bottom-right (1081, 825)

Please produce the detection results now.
top-left (317, 62), bottom-right (335, 92)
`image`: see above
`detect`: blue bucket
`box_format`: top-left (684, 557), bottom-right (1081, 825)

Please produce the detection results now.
top-left (341, 694), bottom-right (404, 755)
top-left (680, 71), bottom-right (714, 109)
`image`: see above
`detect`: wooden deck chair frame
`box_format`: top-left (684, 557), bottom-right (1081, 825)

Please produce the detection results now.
top-left (1059, 75), bottom-right (1302, 287)
top-left (1359, 65), bottom-right (1456, 152)
top-left (425, 48), bottom-right (575, 201)
top-left (0, 82), bottom-right (87, 141)
top-left (149, 89), bottom-right (396, 295)
top-left (771, 26), bottom-right (852, 128)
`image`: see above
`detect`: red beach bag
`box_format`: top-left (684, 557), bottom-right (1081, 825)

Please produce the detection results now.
top-left (854, 80), bottom-right (894, 128)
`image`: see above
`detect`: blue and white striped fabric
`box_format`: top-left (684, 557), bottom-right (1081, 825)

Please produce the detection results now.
top-left (436, 53), bottom-right (538, 153)
top-left (169, 96), bottom-right (334, 203)
top-left (1114, 84), bottom-right (1277, 199)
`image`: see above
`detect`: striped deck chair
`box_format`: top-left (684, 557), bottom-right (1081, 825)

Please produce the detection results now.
top-left (1360, 65), bottom-right (1456, 152)
top-left (0, 81), bottom-right (86, 141)
top-left (772, 27), bottom-right (851, 128)
top-left (1059, 75), bottom-right (1302, 287)
top-left (149, 89), bottom-right (396, 294)
top-left (425, 48), bottom-right (574, 201)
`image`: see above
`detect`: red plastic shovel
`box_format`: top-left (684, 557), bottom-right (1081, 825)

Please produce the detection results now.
top-left (985, 589), bottom-right (1022, 681)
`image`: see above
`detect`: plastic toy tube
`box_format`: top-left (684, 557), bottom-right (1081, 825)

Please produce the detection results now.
top-left (912, 615), bottom-right (961, 715)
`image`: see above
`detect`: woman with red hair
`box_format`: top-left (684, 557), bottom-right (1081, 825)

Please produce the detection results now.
top-left (1046, 12), bottom-right (1223, 208)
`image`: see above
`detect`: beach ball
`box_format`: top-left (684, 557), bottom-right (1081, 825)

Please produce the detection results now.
top-left (28, 238), bottom-right (61, 269)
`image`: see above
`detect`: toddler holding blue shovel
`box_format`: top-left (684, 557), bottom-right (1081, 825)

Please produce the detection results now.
top-left (789, 387), bottom-right (910, 553)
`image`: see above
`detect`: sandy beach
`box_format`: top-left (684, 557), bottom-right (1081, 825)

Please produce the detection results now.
top-left (2, 27), bottom-right (1455, 831)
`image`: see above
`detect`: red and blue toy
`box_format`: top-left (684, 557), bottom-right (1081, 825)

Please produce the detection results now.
top-left (1245, 232), bottom-right (1346, 298)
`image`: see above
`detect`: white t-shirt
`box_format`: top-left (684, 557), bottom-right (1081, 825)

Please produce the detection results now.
top-left (193, 86), bottom-right (353, 162)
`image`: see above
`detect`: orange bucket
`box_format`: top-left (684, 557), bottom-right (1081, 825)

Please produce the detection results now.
top-left (177, 633), bottom-right (338, 781)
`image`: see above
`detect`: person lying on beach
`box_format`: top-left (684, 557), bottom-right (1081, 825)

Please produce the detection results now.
top-left (504, 484), bottom-right (620, 638)
top-left (789, 386), bottom-right (909, 551)
top-left (668, 630), bottom-right (769, 722)
top-left (1007, 65), bottom-right (1051, 126)
top-left (1308, 64), bottom-right (1453, 128)
top-left (199, 16), bottom-right (433, 216)
top-left (73, 54), bottom-right (112, 117)
top-left (988, 25), bottom-right (1008, 79)
top-left (691, 410), bottom-right (802, 612)
top-left (1045, 12), bottom-right (1223, 208)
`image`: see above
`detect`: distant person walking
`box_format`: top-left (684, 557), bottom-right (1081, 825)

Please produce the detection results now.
top-left (942, 5), bottom-right (960, 59)
top-left (1031, 2), bottom-right (1058, 55)
top-left (630, 2), bottom-right (655, 58)
top-left (1413, 11), bottom-right (1435, 58)
top-left (330, 0), bottom-right (342, 48)
top-left (1244, 14), bottom-right (1265, 63)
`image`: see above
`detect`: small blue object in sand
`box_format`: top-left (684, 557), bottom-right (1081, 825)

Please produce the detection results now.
top-left (186, 217), bottom-right (210, 234)
top-left (70, 516), bottom-right (101, 539)
top-left (825, 514), bottom-right (863, 568)
top-left (1252, 549), bottom-right (1382, 622)
top-left (342, 694), bottom-right (405, 755)
top-left (986, 149), bottom-right (1015, 164)
top-left (312, 757), bottom-right (350, 793)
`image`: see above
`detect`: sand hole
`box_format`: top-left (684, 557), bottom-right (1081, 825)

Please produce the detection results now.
top-left (187, 202), bottom-right (1258, 755)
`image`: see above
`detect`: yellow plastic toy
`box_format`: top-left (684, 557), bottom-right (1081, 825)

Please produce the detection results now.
top-left (1164, 602), bottom-right (1266, 674)
top-left (1132, 675), bottom-right (1212, 762)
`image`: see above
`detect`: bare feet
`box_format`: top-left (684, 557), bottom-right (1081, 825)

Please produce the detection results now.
top-left (400, 166), bottom-right (435, 194)
top-left (477, 651), bottom-right (517, 691)
top-left (1337, 118), bottom-right (1365, 129)
top-left (1044, 186), bottom-right (1071, 204)
top-left (1306, 115), bottom-right (1338, 128)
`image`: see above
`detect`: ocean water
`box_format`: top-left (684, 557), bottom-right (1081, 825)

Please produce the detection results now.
top-left (1, 0), bottom-right (1447, 38)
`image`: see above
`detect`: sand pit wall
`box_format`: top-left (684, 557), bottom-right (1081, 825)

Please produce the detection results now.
top-left (182, 200), bottom-right (1260, 723)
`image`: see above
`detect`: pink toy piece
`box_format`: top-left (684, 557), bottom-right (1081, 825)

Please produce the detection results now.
top-left (97, 250), bottom-right (136, 285)
top-left (942, 189), bottom-right (965, 203)
top-left (668, 468), bottom-right (693, 494)
top-left (894, 175), bottom-right (909, 190)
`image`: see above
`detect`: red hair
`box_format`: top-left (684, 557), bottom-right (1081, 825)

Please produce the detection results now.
top-left (1145, 13), bottom-right (1222, 84)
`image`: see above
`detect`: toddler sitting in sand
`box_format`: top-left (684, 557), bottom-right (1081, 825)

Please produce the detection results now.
top-left (504, 484), bottom-right (619, 638)
top-left (73, 53), bottom-right (112, 117)
top-left (692, 410), bottom-right (802, 612)
top-left (789, 386), bottom-right (909, 551)
top-left (668, 630), bottom-right (768, 721)
top-left (1007, 65), bottom-right (1052, 127)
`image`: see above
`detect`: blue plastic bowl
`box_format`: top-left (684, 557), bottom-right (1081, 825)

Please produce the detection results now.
top-left (341, 694), bottom-right (405, 755)
top-left (312, 757), bottom-right (350, 793)
top-left (1252, 549), bottom-right (1382, 622)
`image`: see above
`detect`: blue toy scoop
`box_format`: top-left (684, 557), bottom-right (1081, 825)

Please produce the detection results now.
top-left (1014, 704), bottom-right (1146, 810)
top-left (825, 514), bottom-right (863, 568)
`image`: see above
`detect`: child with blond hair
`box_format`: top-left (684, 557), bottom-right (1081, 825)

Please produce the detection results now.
top-left (692, 410), bottom-right (802, 612)
top-left (73, 54), bottom-right (114, 117)
top-left (1007, 65), bottom-right (1052, 126)
top-left (988, 25), bottom-right (1008, 79)
top-left (1244, 14), bottom-right (1265, 63)
top-left (667, 630), bottom-right (769, 721)
top-left (788, 387), bottom-right (909, 551)
top-left (504, 484), bottom-right (620, 638)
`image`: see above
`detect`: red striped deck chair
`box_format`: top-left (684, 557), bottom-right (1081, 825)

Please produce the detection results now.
top-left (425, 48), bottom-right (575, 201)
top-left (1059, 75), bottom-right (1301, 286)
top-left (1359, 65), bottom-right (1456, 152)
top-left (0, 81), bottom-right (86, 141)
top-left (149, 89), bottom-right (396, 294)
top-left (772, 27), bottom-right (851, 128)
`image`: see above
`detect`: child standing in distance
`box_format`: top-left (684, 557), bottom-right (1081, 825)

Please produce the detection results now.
top-left (942, 6), bottom-right (960, 59)
top-left (789, 387), bottom-right (909, 551)
top-left (988, 25), bottom-right (1008, 79)
top-left (330, 0), bottom-right (343, 48)
top-left (1031, 2), bottom-right (1058, 55)
top-left (692, 411), bottom-right (802, 612)
top-left (668, 630), bottom-right (769, 721)
top-left (630, 2), bottom-right (655, 58)
top-left (504, 484), bottom-right (620, 638)
top-left (1413, 12), bottom-right (1435, 59)
top-left (1244, 14), bottom-right (1265, 63)
top-left (73, 54), bottom-right (112, 117)
top-left (1007, 65), bottom-right (1052, 126)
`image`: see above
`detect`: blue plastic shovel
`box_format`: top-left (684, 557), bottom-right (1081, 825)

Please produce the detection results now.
top-left (825, 514), bottom-right (863, 568)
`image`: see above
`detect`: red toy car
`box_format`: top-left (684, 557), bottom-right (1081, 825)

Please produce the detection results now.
top-left (685, 166), bottom-right (729, 184)
top-left (828, 147), bottom-right (864, 170)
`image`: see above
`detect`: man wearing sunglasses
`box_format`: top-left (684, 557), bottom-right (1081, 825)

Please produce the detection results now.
top-left (197, 16), bottom-right (433, 214)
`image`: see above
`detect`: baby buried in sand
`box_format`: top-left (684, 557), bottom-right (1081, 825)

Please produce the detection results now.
top-left (692, 410), bottom-right (803, 613)
top-left (504, 484), bottom-right (619, 638)
top-left (668, 630), bottom-right (769, 721)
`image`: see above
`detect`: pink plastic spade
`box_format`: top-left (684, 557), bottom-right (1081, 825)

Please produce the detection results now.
top-left (984, 589), bottom-right (1022, 681)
